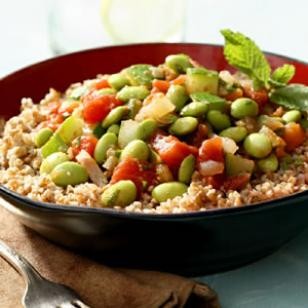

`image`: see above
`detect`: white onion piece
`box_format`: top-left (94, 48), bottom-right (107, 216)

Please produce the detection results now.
top-left (76, 150), bottom-right (104, 187)
top-left (135, 93), bottom-right (175, 123)
top-left (221, 137), bottom-right (238, 154)
top-left (199, 160), bottom-right (224, 176)
top-left (219, 70), bottom-right (236, 85)
top-left (259, 125), bottom-right (286, 147)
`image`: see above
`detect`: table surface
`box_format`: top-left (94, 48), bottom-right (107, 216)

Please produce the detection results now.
top-left (1, 1), bottom-right (308, 307)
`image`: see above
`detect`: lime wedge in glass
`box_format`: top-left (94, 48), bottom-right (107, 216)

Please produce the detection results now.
top-left (100, 0), bottom-right (185, 44)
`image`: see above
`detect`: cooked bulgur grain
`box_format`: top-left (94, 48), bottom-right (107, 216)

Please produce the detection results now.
top-left (0, 95), bottom-right (306, 213)
top-left (0, 47), bottom-right (307, 213)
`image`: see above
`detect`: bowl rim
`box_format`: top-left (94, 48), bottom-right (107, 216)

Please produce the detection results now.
top-left (1, 42), bottom-right (307, 82)
top-left (0, 42), bottom-right (307, 220)
top-left (1, 185), bottom-right (307, 220)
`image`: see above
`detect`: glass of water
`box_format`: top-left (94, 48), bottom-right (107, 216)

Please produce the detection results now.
top-left (48, 0), bottom-right (186, 55)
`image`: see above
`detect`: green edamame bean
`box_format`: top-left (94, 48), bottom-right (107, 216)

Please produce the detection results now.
top-left (152, 182), bottom-right (188, 202)
top-left (166, 85), bottom-right (189, 111)
top-left (231, 98), bottom-right (259, 119)
top-left (40, 152), bottom-right (69, 175)
top-left (158, 114), bottom-right (178, 127)
top-left (138, 119), bottom-right (157, 140)
top-left (165, 54), bottom-right (192, 73)
top-left (180, 101), bottom-right (208, 117)
top-left (257, 154), bottom-right (279, 173)
top-left (121, 140), bottom-right (149, 161)
top-left (34, 128), bottom-right (53, 148)
top-left (178, 155), bottom-right (196, 184)
top-left (116, 85), bottom-right (150, 102)
top-left (169, 117), bottom-right (198, 136)
top-left (102, 106), bottom-right (128, 128)
top-left (207, 110), bottom-right (231, 131)
top-left (127, 98), bottom-right (142, 118)
top-left (50, 162), bottom-right (88, 187)
top-left (219, 126), bottom-right (248, 142)
top-left (191, 92), bottom-right (226, 111)
top-left (97, 88), bottom-right (117, 96)
top-left (282, 110), bottom-right (301, 123)
top-left (94, 132), bottom-right (117, 164)
top-left (243, 133), bottom-right (272, 158)
top-left (107, 124), bottom-right (120, 135)
top-left (101, 180), bottom-right (137, 207)
top-left (108, 73), bottom-right (130, 90)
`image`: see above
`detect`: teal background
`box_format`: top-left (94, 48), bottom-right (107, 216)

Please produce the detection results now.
top-left (200, 228), bottom-right (308, 307)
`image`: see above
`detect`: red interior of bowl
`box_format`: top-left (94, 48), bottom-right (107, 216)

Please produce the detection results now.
top-left (0, 43), bottom-right (307, 119)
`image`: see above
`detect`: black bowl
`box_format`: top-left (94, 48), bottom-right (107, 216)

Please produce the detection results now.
top-left (0, 43), bottom-right (307, 276)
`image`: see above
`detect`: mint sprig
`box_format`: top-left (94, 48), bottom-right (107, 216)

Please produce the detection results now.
top-left (271, 64), bottom-right (295, 84)
top-left (270, 84), bottom-right (308, 111)
top-left (220, 29), bottom-right (308, 111)
top-left (221, 29), bottom-right (271, 89)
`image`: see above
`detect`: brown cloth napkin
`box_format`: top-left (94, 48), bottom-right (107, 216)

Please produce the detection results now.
top-left (0, 203), bottom-right (220, 308)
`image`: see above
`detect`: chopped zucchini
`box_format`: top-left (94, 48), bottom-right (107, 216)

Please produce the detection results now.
top-left (55, 116), bottom-right (83, 144)
top-left (41, 134), bottom-right (68, 158)
top-left (123, 64), bottom-right (154, 87)
top-left (225, 153), bottom-right (255, 177)
top-left (165, 54), bottom-right (193, 73)
top-left (118, 120), bottom-right (141, 148)
top-left (186, 67), bottom-right (219, 95)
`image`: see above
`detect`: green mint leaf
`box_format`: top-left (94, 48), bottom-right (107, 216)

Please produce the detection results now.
top-left (270, 84), bottom-right (308, 111)
top-left (271, 64), bottom-right (295, 84)
top-left (268, 79), bottom-right (286, 88)
top-left (220, 29), bottom-right (271, 88)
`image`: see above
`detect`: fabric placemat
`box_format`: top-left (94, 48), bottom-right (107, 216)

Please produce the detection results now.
top-left (0, 202), bottom-right (220, 308)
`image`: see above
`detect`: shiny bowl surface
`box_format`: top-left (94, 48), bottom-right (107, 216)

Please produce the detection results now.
top-left (0, 43), bottom-right (307, 276)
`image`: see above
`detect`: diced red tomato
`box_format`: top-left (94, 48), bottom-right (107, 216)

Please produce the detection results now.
top-left (111, 157), bottom-right (155, 195)
top-left (205, 173), bottom-right (250, 190)
top-left (151, 133), bottom-right (198, 172)
top-left (71, 135), bottom-right (98, 157)
top-left (282, 122), bottom-right (305, 152)
top-left (152, 79), bottom-right (170, 93)
top-left (223, 173), bottom-right (250, 191)
top-left (205, 174), bottom-right (225, 189)
top-left (198, 137), bottom-right (224, 162)
top-left (83, 93), bottom-right (122, 124)
top-left (93, 78), bottom-right (110, 90)
top-left (224, 88), bottom-right (243, 101)
top-left (243, 87), bottom-right (268, 108)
